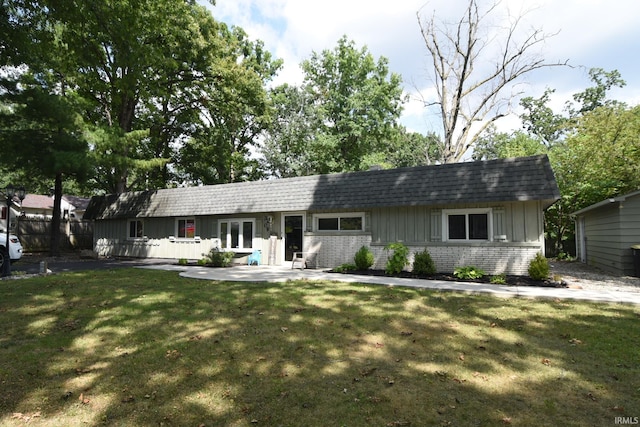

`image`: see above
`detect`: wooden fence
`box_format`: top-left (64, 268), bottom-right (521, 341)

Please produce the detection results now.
top-left (17, 218), bottom-right (94, 252)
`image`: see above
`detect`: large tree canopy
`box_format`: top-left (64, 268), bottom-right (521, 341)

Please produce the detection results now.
top-left (261, 36), bottom-right (408, 177)
top-left (1, 0), bottom-right (279, 194)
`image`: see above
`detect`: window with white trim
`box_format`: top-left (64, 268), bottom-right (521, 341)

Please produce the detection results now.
top-left (314, 213), bottom-right (364, 231)
top-left (443, 209), bottom-right (492, 241)
top-left (177, 218), bottom-right (196, 239)
top-left (219, 219), bottom-right (255, 250)
top-left (128, 219), bottom-right (144, 239)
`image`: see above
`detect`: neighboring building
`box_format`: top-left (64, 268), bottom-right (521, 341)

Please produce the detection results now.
top-left (84, 155), bottom-right (560, 275)
top-left (21, 194), bottom-right (90, 220)
top-left (573, 190), bottom-right (640, 276)
top-left (1, 196), bottom-right (21, 233)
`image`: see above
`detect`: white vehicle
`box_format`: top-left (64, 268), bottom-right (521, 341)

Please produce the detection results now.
top-left (0, 232), bottom-right (23, 269)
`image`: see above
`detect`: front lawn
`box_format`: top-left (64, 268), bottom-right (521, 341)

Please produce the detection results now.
top-left (0, 269), bottom-right (638, 426)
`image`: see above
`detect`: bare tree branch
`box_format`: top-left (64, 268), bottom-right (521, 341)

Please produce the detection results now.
top-left (417, 0), bottom-right (569, 163)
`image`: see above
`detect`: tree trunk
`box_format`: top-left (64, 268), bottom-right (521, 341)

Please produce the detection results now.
top-left (49, 172), bottom-right (63, 257)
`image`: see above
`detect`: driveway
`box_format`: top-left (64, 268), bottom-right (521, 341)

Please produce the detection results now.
top-left (15, 255), bottom-right (174, 274)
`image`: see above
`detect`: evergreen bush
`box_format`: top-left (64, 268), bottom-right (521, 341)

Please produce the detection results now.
top-left (354, 246), bottom-right (374, 270)
top-left (528, 252), bottom-right (550, 280)
top-left (205, 248), bottom-right (234, 267)
top-left (412, 249), bottom-right (436, 276)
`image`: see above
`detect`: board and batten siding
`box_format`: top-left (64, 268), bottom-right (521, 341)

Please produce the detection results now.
top-left (369, 201), bottom-right (544, 244)
top-left (353, 201), bottom-right (546, 275)
top-left (93, 216), bottom-right (220, 260)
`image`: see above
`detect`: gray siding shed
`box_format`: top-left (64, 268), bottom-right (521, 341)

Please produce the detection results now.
top-left (574, 190), bottom-right (640, 276)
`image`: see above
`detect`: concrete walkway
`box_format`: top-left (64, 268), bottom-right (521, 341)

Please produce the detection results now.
top-left (141, 264), bottom-right (640, 305)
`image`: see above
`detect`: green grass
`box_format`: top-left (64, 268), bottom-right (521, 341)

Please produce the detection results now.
top-left (0, 269), bottom-right (638, 426)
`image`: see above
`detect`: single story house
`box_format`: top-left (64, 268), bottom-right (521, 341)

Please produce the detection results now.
top-left (84, 155), bottom-right (560, 275)
top-left (573, 189), bottom-right (640, 276)
top-left (21, 194), bottom-right (90, 220)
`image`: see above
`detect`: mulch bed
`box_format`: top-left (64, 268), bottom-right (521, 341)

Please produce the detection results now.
top-left (329, 269), bottom-right (568, 288)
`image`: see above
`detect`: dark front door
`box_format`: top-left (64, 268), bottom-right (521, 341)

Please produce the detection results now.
top-left (284, 215), bottom-right (303, 261)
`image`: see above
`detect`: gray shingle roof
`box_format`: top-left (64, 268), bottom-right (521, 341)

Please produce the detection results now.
top-left (84, 155), bottom-right (560, 220)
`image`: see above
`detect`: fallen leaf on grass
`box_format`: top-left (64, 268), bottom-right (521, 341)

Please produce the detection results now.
top-left (280, 327), bottom-right (288, 332)
top-left (400, 331), bottom-right (413, 336)
top-left (472, 372), bottom-right (489, 381)
top-left (386, 420), bottom-right (411, 426)
top-left (610, 406), bottom-right (625, 412)
top-left (541, 358), bottom-right (551, 366)
top-left (586, 392), bottom-right (597, 401)
top-left (79, 393), bottom-right (90, 404)
top-left (360, 367), bottom-right (377, 377)
top-left (374, 342), bottom-right (385, 348)
top-left (568, 338), bottom-right (583, 345)
top-left (458, 353), bottom-right (465, 361)
top-left (121, 395), bottom-right (135, 403)
top-left (501, 416), bottom-right (512, 424)
top-left (11, 412), bottom-right (41, 422)
top-left (165, 349), bottom-right (181, 359)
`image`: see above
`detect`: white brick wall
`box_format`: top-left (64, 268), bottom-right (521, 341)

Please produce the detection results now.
top-left (412, 244), bottom-right (541, 275)
top-left (304, 233), bottom-right (541, 275)
top-left (303, 233), bottom-right (373, 268)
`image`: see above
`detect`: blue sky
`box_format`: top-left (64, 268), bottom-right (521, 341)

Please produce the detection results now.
top-left (203, 0), bottom-right (640, 137)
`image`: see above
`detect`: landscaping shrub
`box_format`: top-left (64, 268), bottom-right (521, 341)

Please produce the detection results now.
top-left (178, 258), bottom-right (188, 265)
top-left (205, 248), bottom-right (234, 267)
top-left (490, 273), bottom-right (507, 285)
top-left (384, 242), bottom-right (409, 275)
top-left (453, 266), bottom-right (486, 280)
top-left (412, 249), bottom-right (436, 276)
top-left (354, 246), bottom-right (374, 270)
top-left (528, 252), bottom-right (550, 280)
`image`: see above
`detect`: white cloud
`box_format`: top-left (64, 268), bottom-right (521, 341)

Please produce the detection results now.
top-left (208, 0), bottom-right (640, 136)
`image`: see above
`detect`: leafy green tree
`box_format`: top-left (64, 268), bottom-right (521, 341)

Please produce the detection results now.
top-left (371, 128), bottom-right (442, 168)
top-left (519, 89), bottom-right (568, 146)
top-left (177, 26), bottom-right (280, 185)
top-left (262, 36), bottom-right (405, 176)
top-left (569, 68), bottom-right (626, 115)
top-left (43, 0), bottom-right (224, 193)
top-left (3, 0), bottom-right (278, 192)
top-left (472, 126), bottom-right (547, 161)
top-left (260, 84), bottom-right (319, 178)
top-left (301, 36), bottom-right (405, 173)
top-left (0, 80), bottom-right (89, 255)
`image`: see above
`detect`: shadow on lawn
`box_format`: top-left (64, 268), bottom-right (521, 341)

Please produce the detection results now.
top-left (0, 269), bottom-right (638, 426)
